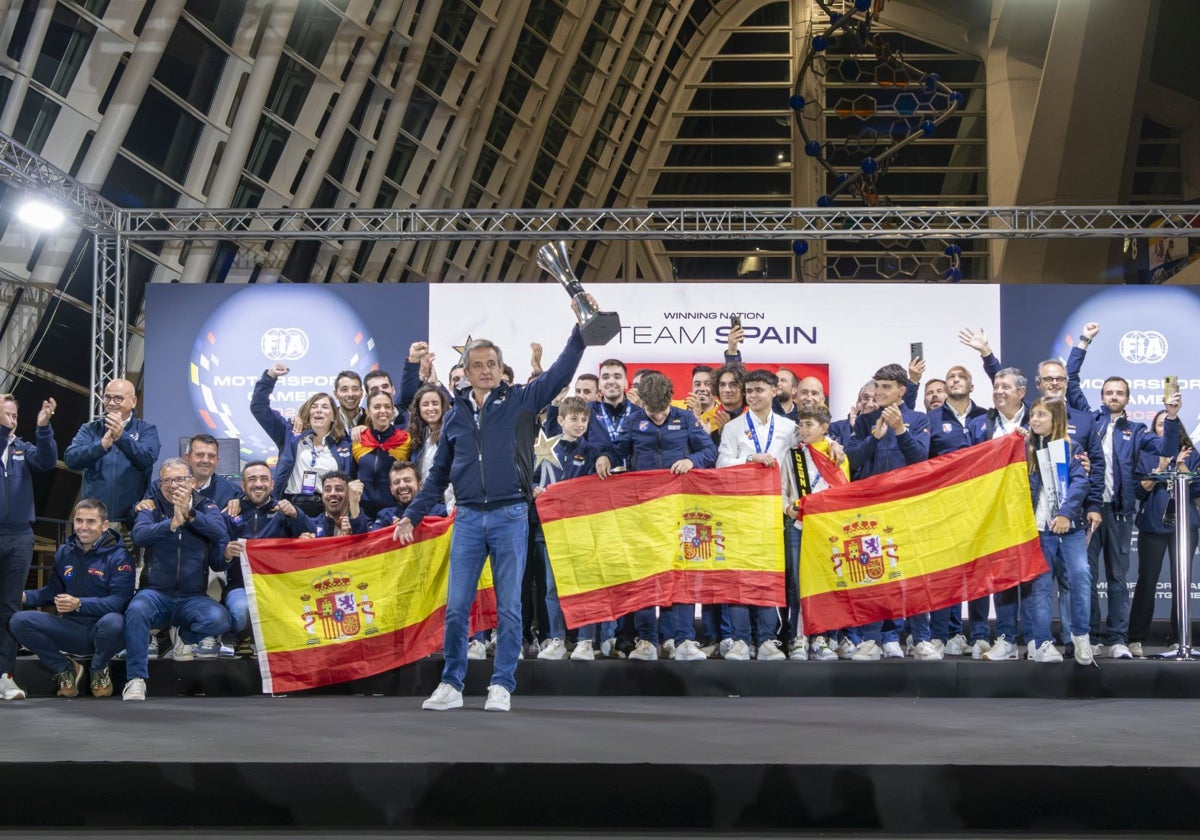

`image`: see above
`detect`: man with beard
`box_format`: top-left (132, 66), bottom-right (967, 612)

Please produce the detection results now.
top-left (311, 472), bottom-right (370, 537)
top-left (333, 371), bottom-right (366, 430)
top-left (371, 461), bottom-right (446, 528)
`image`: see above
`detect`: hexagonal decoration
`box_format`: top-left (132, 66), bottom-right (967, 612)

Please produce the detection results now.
top-left (852, 94), bottom-right (875, 119)
top-left (894, 92), bottom-right (918, 116)
top-left (835, 97), bottom-right (855, 119)
top-left (837, 58), bottom-right (861, 83)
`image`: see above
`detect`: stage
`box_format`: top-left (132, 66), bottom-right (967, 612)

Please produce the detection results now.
top-left (6, 655), bottom-right (1200, 833)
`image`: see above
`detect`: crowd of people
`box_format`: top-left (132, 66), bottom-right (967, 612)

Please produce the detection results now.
top-left (0, 315), bottom-right (1193, 710)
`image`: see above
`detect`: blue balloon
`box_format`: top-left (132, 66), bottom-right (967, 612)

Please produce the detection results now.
top-left (813, 35), bottom-right (828, 52)
top-left (950, 91), bottom-right (965, 107)
top-left (829, 12), bottom-right (841, 24)
top-left (804, 140), bottom-right (822, 157)
top-left (946, 267), bottom-right (963, 283)
top-left (817, 195), bottom-right (833, 207)
top-left (792, 240), bottom-right (809, 256)
top-left (789, 94), bottom-right (806, 110)
top-left (944, 244), bottom-right (962, 257)
top-left (855, 0), bottom-right (871, 10)
top-left (860, 157), bottom-right (878, 175)
top-left (836, 173), bottom-right (849, 184)
top-left (922, 73), bottom-right (940, 93)
top-left (920, 120), bottom-right (937, 137)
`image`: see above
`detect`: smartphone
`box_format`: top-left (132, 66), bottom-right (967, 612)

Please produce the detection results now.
top-left (1164, 375), bottom-right (1179, 403)
top-left (910, 341), bottom-right (924, 362)
top-left (731, 315), bottom-right (742, 329)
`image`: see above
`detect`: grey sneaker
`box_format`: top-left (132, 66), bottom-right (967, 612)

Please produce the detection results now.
top-left (484, 684), bottom-right (511, 712)
top-left (122, 677), bottom-right (147, 701)
top-left (422, 682), bottom-right (463, 711)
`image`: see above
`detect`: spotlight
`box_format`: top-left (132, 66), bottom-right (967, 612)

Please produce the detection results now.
top-left (16, 198), bottom-right (66, 231)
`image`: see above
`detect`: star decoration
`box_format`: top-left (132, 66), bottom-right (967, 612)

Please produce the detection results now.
top-left (453, 334), bottom-right (473, 367)
top-left (533, 428), bottom-right (562, 472)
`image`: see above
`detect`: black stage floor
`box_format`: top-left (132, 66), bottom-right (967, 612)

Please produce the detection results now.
top-left (4, 692), bottom-right (1200, 833)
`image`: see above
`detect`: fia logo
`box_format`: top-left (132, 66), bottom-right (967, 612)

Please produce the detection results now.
top-left (261, 328), bottom-right (310, 361)
top-left (1118, 330), bottom-right (1167, 365)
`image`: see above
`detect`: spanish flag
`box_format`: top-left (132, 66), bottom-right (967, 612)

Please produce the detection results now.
top-left (798, 434), bottom-right (1044, 635)
top-left (241, 515), bottom-right (496, 694)
top-left (537, 464), bottom-right (784, 628)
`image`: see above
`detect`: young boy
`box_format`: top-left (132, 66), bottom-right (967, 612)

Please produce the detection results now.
top-left (530, 396), bottom-right (605, 660)
top-left (793, 404), bottom-right (851, 661)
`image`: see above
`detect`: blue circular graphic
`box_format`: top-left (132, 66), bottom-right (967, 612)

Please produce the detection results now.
top-left (189, 287), bottom-right (379, 467)
top-left (1053, 287), bottom-right (1200, 428)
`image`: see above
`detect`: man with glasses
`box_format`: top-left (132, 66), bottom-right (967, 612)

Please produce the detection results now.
top-left (123, 459), bottom-right (230, 700)
top-left (65, 379), bottom-right (161, 543)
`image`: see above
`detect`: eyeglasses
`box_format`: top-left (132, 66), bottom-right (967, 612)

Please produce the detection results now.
top-left (1038, 376), bottom-right (1067, 384)
top-left (101, 394), bottom-right (128, 403)
top-left (161, 477), bottom-right (191, 486)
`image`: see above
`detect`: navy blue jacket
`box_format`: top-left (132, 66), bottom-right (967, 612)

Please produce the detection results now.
top-left (967, 408), bottom-right (1029, 445)
top-left (1135, 449), bottom-right (1200, 535)
top-left (847, 405), bottom-right (929, 478)
top-left (1065, 345), bottom-right (1179, 514)
top-left (250, 372), bottom-right (354, 499)
top-left (828, 418), bottom-right (854, 446)
top-left (145, 474), bottom-right (241, 510)
top-left (927, 401), bottom-right (987, 458)
top-left (604, 406), bottom-right (717, 472)
top-left (64, 413), bottom-right (160, 525)
top-left (132, 491), bottom-right (228, 596)
top-left (310, 510), bottom-right (371, 537)
top-left (531, 435), bottom-right (599, 532)
top-left (0, 422), bottom-right (57, 534)
top-left (405, 326), bottom-right (586, 526)
top-left (1028, 438), bottom-right (1089, 531)
top-left (223, 500), bottom-right (316, 590)
top-left (370, 500), bottom-right (447, 530)
top-left (22, 529), bottom-right (134, 620)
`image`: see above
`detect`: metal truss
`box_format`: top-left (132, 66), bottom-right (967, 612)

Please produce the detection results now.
top-left (0, 135), bottom-right (119, 232)
top-left (118, 206), bottom-right (1200, 241)
top-left (90, 232), bottom-right (128, 413)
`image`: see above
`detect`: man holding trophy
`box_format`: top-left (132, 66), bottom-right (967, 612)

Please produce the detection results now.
top-left (394, 242), bottom-right (617, 712)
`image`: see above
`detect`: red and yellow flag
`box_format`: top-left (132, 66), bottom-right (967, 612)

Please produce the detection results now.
top-left (797, 434), bottom-right (1045, 635)
top-left (241, 515), bottom-right (496, 693)
top-left (536, 464), bottom-right (784, 628)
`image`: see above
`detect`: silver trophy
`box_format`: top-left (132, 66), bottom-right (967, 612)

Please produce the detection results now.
top-left (536, 241), bottom-right (621, 346)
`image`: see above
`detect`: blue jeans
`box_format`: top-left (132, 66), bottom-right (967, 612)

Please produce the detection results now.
top-left (0, 532), bottom-right (34, 674)
top-left (1088, 506), bottom-right (1133, 644)
top-left (726, 604), bottom-right (780, 645)
top-left (225, 588), bottom-right (250, 636)
top-left (861, 618), bottom-right (901, 644)
top-left (124, 590), bottom-right (232, 680)
top-left (993, 571), bottom-right (1053, 647)
top-left (9, 611), bottom-right (125, 672)
top-left (1041, 529), bottom-right (1091, 638)
top-left (440, 503), bottom-right (528, 694)
top-left (532, 538), bottom-right (566, 640)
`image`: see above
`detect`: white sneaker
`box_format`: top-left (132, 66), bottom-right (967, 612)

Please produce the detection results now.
top-left (724, 640), bottom-right (751, 660)
top-left (944, 634), bottom-right (969, 656)
top-left (0, 673), bottom-right (26, 701)
top-left (718, 638), bottom-right (734, 658)
top-left (970, 639), bottom-right (992, 660)
top-left (1110, 643), bottom-right (1132, 659)
top-left (422, 682), bottom-right (463, 710)
top-left (466, 639), bottom-right (487, 660)
top-left (121, 677), bottom-right (146, 701)
top-left (852, 640), bottom-right (881, 661)
top-left (661, 639), bottom-right (676, 659)
top-left (836, 638), bottom-right (858, 660)
top-left (570, 640), bottom-right (595, 661)
top-left (788, 636), bottom-right (809, 661)
top-left (600, 637), bottom-right (618, 658)
top-left (904, 634), bottom-right (914, 656)
top-left (810, 638), bottom-right (838, 661)
top-left (912, 641), bottom-right (944, 661)
top-left (982, 635), bottom-right (1018, 660)
top-left (484, 684), bottom-right (511, 712)
top-left (757, 639), bottom-right (786, 661)
top-left (1093, 643), bottom-right (1105, 659)
top-left (1128, 641), bottom-right (1144, 658)
top-left (537, 638), bottom-right (567, 660)
top-left (1029, 640), bottom-right (1064, 663)
top-left (1072, 634), bottom-right (1094, 665)
top-left (673, 640), bottom-right (707, 661)
top-left (629, 639), bottom-right (658, 661)
top-left (881, 641), bottom-right (904, 659)
top-left (170, 628), bottom-right (195, 662)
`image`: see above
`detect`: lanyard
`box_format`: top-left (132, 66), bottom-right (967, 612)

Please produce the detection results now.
top-left (747, 413), bottom-right (774, 454)
top-left (598, 401), bottom-right (629, 438)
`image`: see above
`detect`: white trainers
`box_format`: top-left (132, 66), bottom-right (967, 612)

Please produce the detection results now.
top-left (0, 673), bottom-right (26, 701)
top-left (484, 684), bottom-right (511, 712)
top-left (982, 635), bottom-right (1018, 660)
top-left (1072, 634), bottom-right (1094, 665)
top-left (1029, 640), bottom-right (1064, 663)
top-left (758, 639), bottom-right (786, 661)
top-left (836, 638), bottom-right (858, 660)
top-left (537, 638), bottom-right (567, 660)
top-left (170, 629), bottom-right (195, 662)
top-left (673, 639), bottom-right (707, 661)
top-left (724, 640), bottom-right (751, 660)
top-left (881, 641), bottom-right (905, 659)
top-left (661, 639), bottom-right (676, 659)
top-left (600, 637), bottom-right (618, 658)
top-left (1110, 643), bottom-right (1133, 659)
top-left (422, 682), bottom-right (463, 711)
top-left (944, 634), bottom-right (969, 656)
top-left (1093, 643), bottom-right (1105, 659)
top-left (787, 636), bottom-right (809, 661)
top-left (904, 634), bottom-right (914, 656)
top-left (570, 639), bottom-right (595, 661)
top-left (1128, 641), bottom-right (1144, 658)
top-left (718, 637), bottom-right (734, 658)
top-left (466, 639), bottom-right (487, 660)
top-left (810, 637), bottom-right (838, 661)
top-left (628, 639), bottom-right (658, 661)
top-left (970, 639), bottom-right (992, 660)
top-left (121, 677), bottom-right (146, 701)
top-left (912, 641), bottom-right (944, 661)
top-left (852, 640), bottom-right (881, 661)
